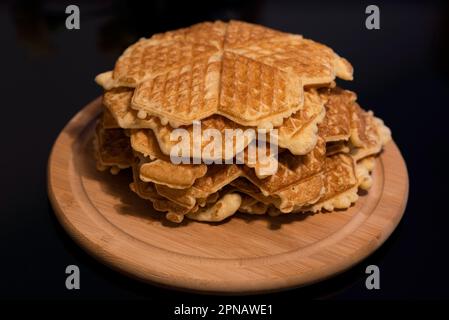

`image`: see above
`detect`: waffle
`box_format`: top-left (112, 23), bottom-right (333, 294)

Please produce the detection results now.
top-left (349, 107), bottom-right (391, 160)
top-left (129, 164), bottom-right (198, 222)
top-left (186, 192), bottom-right (243, 222)
top-left (95, 88), bottom-right (390, 222)
top-left (93, 121), bottom-right (133, 174)
top-left (105, 87), bottom-right (325, 158)
top-left (130, 129), bottom-right (208, 189)
top-left (275, 89), bottom-right (326, 154)
top-left (93, 20), bottom-right (392, 223)
top-left (302, 153), bottom-right (358, 213)
top-left (240, 137), bottom-right (326, 212)
top-left (128, 120), bottom-right (326, 210)
top-left (96, 20), bottom-right (352, 129)
top-left (131, 127), bottom-right (276, 185)
top-left (226, 24), bottom-right (353, 86)
top-left (356, 156), bottom-right (376, 191)
top-left (318, 87), bottom-right (355, 142)
top-left (247, 153), bottom-right (367, 217)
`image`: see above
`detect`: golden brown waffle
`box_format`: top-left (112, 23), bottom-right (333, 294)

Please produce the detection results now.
top-left (234, 152), bottom-right (378, 217)
top-left (317, 87), bottom-right (391, 161)
top-left (130, 115), bottom-right (253, 161)
top-left (255, 153), bottom-right (357, 216)
top-left (96, 20), bottom-right (352, 129)
top-left (96, 43), bottom-right (220, 92)
top-left (92, 20), bottom-right (396, 224)
top-left (131, 128), bottom-right (267, 187)
top-left (111, 139), bottom-right (386, 224)
top-left (102, 87), bottom-right (155, 129)
top-left (94, 121), bottom-right (134, 174)
top-left (302, 153), bottom-right (358, 213)
top-left (275, 89), bottom-right (325, 154)
top-left (318, 87), bottom-right (355, 142)
top-left (241, 137), bottom-right (326, 212)
top-left (230, 178), bottom-right (278, 207)
top-left (356, 156), bottom-right (376, 191)
top-left (129, 163), bottom-right (198, 222)
top-left (227, 31), bottom-right (353, 86)
top-left (349, 106), bottom-right (391, 161)
top-left (151, 21), bottom-right (227, 49)
top-left (149, 138), bottom-right (325, 215)
top-left (106, 87), bottom-right (325, 158)
top-left (186, 192), bottom-right (242, 222)
top-left (140, 159), bottom-right (207, 189)
top-left (130, 130), bottom-right (208, 189)
top-left (223, 20), bottom-right (300, 48)
top-left (131, 52), bottom-right (222, 127)
top-left (129, 164), bottom-right (159, 201)
top-left (217, 50), bottom-right (303, 128)
top-left (95, 87), bottom-right (391, 222)
top-left (168, 164), bottom-right (239, 206)
top-left (130, 123), bottom-right (326, 211)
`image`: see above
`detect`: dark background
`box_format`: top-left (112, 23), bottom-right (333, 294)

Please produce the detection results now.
top-left (1, 0), bottom-right (448, 306)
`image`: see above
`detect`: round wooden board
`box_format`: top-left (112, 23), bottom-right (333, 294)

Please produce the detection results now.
top-left (48, 98), bottom-right (409, 294)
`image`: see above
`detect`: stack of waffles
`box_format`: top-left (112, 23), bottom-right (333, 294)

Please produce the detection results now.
top-left (94, 20), bottom-right (391, 223)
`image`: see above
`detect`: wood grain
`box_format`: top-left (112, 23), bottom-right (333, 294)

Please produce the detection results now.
top-left (47, 98), bottom-right (409, 294)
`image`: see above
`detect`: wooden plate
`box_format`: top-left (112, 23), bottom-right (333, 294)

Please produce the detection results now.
top-left (48, 98), bottom-right (409, 294)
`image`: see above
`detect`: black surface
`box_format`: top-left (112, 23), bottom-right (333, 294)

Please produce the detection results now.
top-left (1, 0), bottom-right (449, 305)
